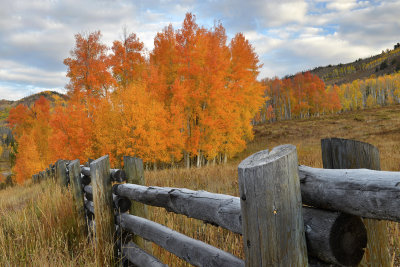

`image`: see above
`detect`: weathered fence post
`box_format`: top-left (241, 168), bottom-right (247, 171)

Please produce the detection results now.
top-left (90, 155), bottom-right (114, 266)
top-left (321, 138), bottom-right (391, 266)
top-left (123, 156), bottom-right (151, 251)
top-left (55, 159), bottom-right (68, 187)
top-left (238, 144), bottom-right (308, 266)
top-left (68, 159), bottom-right (86, 234)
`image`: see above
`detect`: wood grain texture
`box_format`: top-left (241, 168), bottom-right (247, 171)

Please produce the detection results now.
top-left (86, 185), bottom-right (132, 213)
top-left (116, 213), bottom-right (244, 267)
top-left (90, 155), bottom-right (114, 265)
top-left (321, 138), bottom-right (390, 267)
top-left (238, 145), bottom-right (308, 267)
top-left (84, 185), bottom-right (93, 201)
top-left (303, 207), bottom-right (367, 266)
top-left (114, 183), bottom-right (367, 265)
top-left (298, 166), bottom-right (400, 221)
top-left (81, 166), bottom-right (125, 182)
top-left (68, 159), bottom-right (86, 234)
top-left (85, 200), bottom-right (95, 218)
top-left (121, 242), bottom-right (167, 267)
top-left (123, 156), bottom-right (150, 251)
top-left (55, 159), bottom-right (68, 187)
top-left (113, 183), bottom-right (242, 234)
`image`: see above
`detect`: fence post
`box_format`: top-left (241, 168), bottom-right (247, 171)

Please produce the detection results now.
top-left (238, 144), bottom-right (308, 266)
top-left (90, 155), bottom-right (114, 265)
top-left (68, 159), bottom-right (86, 234)
top-left (55, 160), bottom-right (68, 187)
top-left (321, 138), bottom-right (391, 266)
top-left (123, 156), bottom-right (151, 252)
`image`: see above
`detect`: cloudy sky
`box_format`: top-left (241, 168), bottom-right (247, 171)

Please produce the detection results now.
top-left (1, 0), bottom-right (399, 100)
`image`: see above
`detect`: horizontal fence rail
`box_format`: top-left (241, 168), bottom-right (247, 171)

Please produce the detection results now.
top-left (116, 213), bottom-right (245, 267)
top-left (299, 165), bottom-right (400, 221)
top-left (113, 183), bottom-right (368, 266)
top-left (121, 242), bottom-right (167, 267)
top-left (30, 138), bottom-right (399, 267)
top-left (113, 183), bottom-right (242, 234)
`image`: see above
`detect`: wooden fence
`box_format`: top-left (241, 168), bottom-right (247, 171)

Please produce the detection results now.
top-left (32, 138), bottom-right (399, 266)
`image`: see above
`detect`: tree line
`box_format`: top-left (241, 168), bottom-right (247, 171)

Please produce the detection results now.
top-left (258, 71), bottom-right (400, 123)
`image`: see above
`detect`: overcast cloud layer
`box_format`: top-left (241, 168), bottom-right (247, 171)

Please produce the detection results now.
top-left (1, 0), bottom-right (399, 100)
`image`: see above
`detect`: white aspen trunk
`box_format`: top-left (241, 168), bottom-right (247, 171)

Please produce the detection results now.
top-left (197, 150), bottom-right (201, 168)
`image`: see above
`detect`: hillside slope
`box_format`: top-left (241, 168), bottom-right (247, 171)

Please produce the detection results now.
top-left (0, 91), bottom-right (68, 125)
top-left (309, 43), bottom-right (400, 85)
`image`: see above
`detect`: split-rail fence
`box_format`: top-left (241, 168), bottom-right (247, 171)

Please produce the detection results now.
top-left (32, 138), bottom-right (399, 266)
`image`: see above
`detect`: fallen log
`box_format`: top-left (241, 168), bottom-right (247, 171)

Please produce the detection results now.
top-left (114, 183), bottom-right (367, 266)
top-left (298, 165), bottom-right (400, 222)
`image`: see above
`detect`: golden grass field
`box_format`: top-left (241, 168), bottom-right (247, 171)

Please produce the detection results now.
top-left (1, 104), bottom-right (400, 266)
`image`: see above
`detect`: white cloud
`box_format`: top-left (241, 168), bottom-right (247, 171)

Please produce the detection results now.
top-left (0, 59), bottom-right (67, 88)
top-left (1, 0), bottom-right (400, 99)
top-left (326, 0), bottom-right (358, 11)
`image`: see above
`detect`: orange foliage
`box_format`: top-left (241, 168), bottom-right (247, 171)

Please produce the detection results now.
top-left (64, 31), bottom-right (115, 99)
top-left (9, 13), bottom-right (268, 179)
top-left (110, 32), bottom-right (146, 88)
top-left (262, 72), bottom-right (342, 121)
top-left (13, 133), bottom-right (43, 184)
top-left (8, 96), bottom-right (52, 184)
top-left (49, 99), bottom-right (93, 162)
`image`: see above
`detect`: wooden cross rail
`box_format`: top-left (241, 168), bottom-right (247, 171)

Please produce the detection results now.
top-left (31, 138), bottom-right (398, 266)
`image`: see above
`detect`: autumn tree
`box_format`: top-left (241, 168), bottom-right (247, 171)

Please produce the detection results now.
top-left (91, 82), bottom-right (181, 167)
top-left (221, 32), bottom-right (265, 161)
top-left (110, 31), bottom-right (146, 88)
top-left (49, 99), bottom-right (94, 162)
top-left (10, 13), bottom-right (271, 175)
top-left (64, 31), bottom-right (115, 100)
top-left (7, 96), bottom-right (52, 183)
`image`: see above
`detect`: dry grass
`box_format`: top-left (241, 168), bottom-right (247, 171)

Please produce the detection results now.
top-left (146, 104), bottom-right (400, 266)
top-left (1, 104), bottom-right (400, 266)
top-left (0, 180), bottom-right (99, 266)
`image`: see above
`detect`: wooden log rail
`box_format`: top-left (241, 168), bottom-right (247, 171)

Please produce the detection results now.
top-left (116, 213), bottom-right (245, 267)
top-left (84, 185), bottom-right (131, 213)
top-left (81, 166), bottom-right (126, 183)
top-left (298, 165), bottom-right (400, 221)
top-left (113, 182), bottom-right (367, 266)
top-left (31, 138), bottom-right (400, 267)
top-left (121, 242), bottom-right (167, 267)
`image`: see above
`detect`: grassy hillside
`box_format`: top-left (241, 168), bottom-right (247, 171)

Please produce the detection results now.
top-left (1, 105), bottom-right (400, 266)
top-left (309, 44), bottom-right (400, 85)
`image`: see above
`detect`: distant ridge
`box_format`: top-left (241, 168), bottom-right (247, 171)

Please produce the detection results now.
top-left (0, 90), bottom-right (69, 178)
top-left (308, 43), bottom-right (400, 85)
top-left (0, 90), bottom-right (69, 125)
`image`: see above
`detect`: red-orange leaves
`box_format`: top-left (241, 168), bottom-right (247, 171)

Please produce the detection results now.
top-left (110, 32), bottom-right (146, 88)
top-left (11, 13), bottom-right (269, 179)
top-left (64, 31), bottom-right (115, 99)
top-left (8, 96), bottom-right (52, 184)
